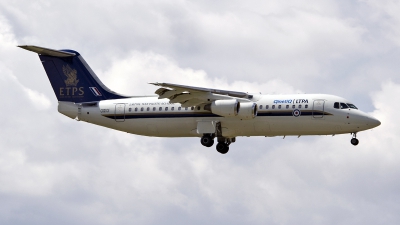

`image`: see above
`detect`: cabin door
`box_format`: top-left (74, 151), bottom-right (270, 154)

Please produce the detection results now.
top-left (312, 100), bottom-right (325, 118)
top-left (115, 103), bottom-right (126, 122)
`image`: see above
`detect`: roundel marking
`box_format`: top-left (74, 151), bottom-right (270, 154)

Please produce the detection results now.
top-left (292, 109), bottom-right (301, 117)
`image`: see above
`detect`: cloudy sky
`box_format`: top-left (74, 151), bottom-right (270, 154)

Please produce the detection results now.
top-left (1, 0), bottom-right (400, 224)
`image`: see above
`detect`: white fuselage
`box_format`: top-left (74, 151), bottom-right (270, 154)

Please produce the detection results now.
top-left (60, 93), bottom-right (380, 138)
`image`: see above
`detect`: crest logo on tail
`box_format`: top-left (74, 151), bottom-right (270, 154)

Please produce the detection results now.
top-left (63, 65), bottom-right (79, 86)
top-left (59, 64), bottom-right (84, 98)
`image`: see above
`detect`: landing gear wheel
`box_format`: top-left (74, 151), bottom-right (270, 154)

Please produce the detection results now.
top-left (201, 135), bottom-right (214, 147)
top-left (216, 142), bottom-right (229, 154)
top-left (351, 138), bottom-right (359, 146)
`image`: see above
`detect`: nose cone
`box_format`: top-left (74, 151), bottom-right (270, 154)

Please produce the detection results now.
top-left (368, 116), bottom-right (381, 128)
top-left (349, 110), bottom-right (381, 131)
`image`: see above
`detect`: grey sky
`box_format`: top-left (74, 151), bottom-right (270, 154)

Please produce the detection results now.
top-left (0, 0), bottom-right (399, 224)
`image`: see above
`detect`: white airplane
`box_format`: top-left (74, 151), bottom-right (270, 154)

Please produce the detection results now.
top-left (19, 45), bottom-right (381, 154)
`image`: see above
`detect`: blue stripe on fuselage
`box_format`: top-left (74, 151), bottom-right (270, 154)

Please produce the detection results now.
top-left (102, 110), bottom-right (330, 120)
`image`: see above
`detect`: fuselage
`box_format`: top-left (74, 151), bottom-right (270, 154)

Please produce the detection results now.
top-left (62, 93), bottom-right (380, 138)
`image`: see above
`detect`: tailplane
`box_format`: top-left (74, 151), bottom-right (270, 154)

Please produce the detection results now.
top-left (19, 45), bottom-right (128, 103)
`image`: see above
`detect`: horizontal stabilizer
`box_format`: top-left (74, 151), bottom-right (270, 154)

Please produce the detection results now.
top-left (18, 45), bottom-right (75, 57)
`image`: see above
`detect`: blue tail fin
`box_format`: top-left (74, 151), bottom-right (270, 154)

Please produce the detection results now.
top-left (19, 45), bottom-right (128, 103)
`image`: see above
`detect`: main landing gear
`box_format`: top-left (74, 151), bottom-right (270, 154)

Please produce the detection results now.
top-left (350, 133), bottom-right (359, 146)
top-left (200, 134), bottom-right (235, 154)
top-left (200, 134), bottom-right (214, 147)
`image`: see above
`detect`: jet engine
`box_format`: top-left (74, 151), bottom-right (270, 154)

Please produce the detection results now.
top-left (210, 99), bottom-right (239, 117)
top-left (237, 102), bottom-right (257, 119)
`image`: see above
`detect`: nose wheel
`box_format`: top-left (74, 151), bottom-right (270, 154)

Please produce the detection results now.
top-left (350, 133), bottom-right (359, 146)
top-left (351, 138), bottom-right (359, 146)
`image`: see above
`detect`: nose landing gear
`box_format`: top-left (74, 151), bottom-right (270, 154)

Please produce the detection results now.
top-left (350, 133), bottom-right (359, 146)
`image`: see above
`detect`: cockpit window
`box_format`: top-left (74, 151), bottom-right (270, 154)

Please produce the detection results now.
top-left (334, 102), bottom-right (339, 109)
top-left (347, 103), bottom-right (358, 109)
top-left (340, 103), bottom-right (349, 109)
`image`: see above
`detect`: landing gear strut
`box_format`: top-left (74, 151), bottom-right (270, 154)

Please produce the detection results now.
top-left (199, 121), bottom-right (235, 154)
top-left (200, 134), bottom-right (215, 147)
top-left (350, 133), bottom-right (359, 146)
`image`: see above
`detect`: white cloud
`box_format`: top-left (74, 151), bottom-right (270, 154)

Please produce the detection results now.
top-left (0, 14), bottom-right (16, 47)
top-left (0, 14), bottom-right (51, 110)
top-left (101, 50), bottom-right (300, 96)
top-left (361, 0), bottom-right (400, 46)
top-left (21, 86), bottom-right (52, 110)
top-left (0, 66), bottom-right (51, 110)
top-left (368, 81), bottom-right (400, 143)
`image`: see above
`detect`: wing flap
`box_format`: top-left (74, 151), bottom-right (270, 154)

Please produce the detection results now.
top-left (158, 90), bottom-right (181, 99)
top-left (150, 82), bottom-right (252, 107)
top-left (150, 82), bottom-right (248, 98)
top-left (169, 93), bottom-right (192, 103)
top-left (155, 88), bottom-right (167, 95)
top-left (181, 99), bottom-right (204, 107)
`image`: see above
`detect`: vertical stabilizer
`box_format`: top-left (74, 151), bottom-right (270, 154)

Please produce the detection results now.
top-left (19, 45), bottom-right (128, 103)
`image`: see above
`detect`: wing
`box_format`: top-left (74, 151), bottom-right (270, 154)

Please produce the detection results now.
top-left (150, 82), bottom-right (253, 107)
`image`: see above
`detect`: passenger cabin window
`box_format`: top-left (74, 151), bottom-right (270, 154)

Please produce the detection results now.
top-left (185, 107), bottom-right (188, 110)
top-left (266, 105), bottom-right (269, 109)
top-left (178, 107), bottom-right (181, 110)
top-left (305, 104), bottom-right (308, 109)
top-left (340, 103), bottom-right (349, 109)
top-left (286, 105), bottom-right (289, 109)
top-left (135, 108), bottom-right (138, 112)
top-left (141, 107), bottom-right (144, 111)
top-left (292, 105), bottom-right (295, 109)
top-left (260, 105), bottom-right (263, 109)
top-left (129, 108), bottom-right (132, 112)
top-left (171, 107), bottom-right (175, 111)
top-left (191, 107), bottom-right (194, 110)
top-left (165, 107), bottom-right (168, 111)
top-left (159, 107), bottom-right (162, 111)
top-left (334, 102), bottom-right (339, 109)
top-left (153, 107), bottom-right (156, 111)
top-left (278, 105), bottom-right (281, 109)
top-left (298, 105), bottom-right (302, 109)
top-left (272, 105), bottom-right (275, 109)
top-left (147, 107), bottom-right (150, 111)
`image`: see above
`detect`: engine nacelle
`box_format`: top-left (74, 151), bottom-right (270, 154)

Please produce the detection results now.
top-left (237, 102), bottom-right (257, 119)
top-left (210, 99), bottom-right (239, 117)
